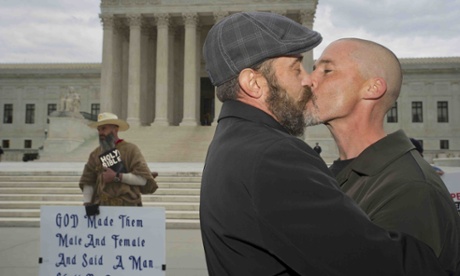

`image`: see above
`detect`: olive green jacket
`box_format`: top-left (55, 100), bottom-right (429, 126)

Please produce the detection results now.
top-left (335, 130), bottom-right (460, 274)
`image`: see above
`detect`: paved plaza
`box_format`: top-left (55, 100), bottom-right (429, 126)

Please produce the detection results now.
top-left (0, 227), bottom-right (207, 276)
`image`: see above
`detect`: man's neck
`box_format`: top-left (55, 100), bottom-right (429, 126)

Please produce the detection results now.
top-left (327, 121), bottom-right (386, 160)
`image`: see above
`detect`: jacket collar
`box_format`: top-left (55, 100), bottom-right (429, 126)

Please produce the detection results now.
top-left (218, 100), bottom-right (288, 133)
top-left (336, 130), bottom-right (416, 183)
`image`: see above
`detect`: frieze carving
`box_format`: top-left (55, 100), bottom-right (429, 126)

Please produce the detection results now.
top-left (183, 13), bottom-right (198, 26)
top-left (99, 15), bottom-right (115, 29)
top-left (101, 0), bottom-right (160, 7)
top-left (155, 14), bottom-right (170, 27)
top-left (127, 14), bottom-right (143, 27)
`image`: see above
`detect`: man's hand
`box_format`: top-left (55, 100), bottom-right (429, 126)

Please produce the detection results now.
top-left (102, 167), bottom-right (117, 183)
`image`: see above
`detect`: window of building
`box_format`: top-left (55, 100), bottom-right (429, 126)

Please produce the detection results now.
top-left (91, 104), bottom-right (100, 116)
top-left (24, 140), bottom-right (32, 149)
top-left (3, 104), bottom-right (13, 124)
top-left (437, 101), bottom-right (448, 123)
top-left (91, 103), bottom-right (100, 121)
top-left (47, 103), bottom-right (57, 124)
top-left (25, 104), bottom-right (35, 124)
top-left (47, 104), bottom-right (57, 115)
top-left (411, 101), bottom-right (423, 123)
top-left (2, 140), bottom-right (10, 149)
top-left (387, 102), bottom-right (398, 123)
top-left (440, 140), bottom-right (449, 150)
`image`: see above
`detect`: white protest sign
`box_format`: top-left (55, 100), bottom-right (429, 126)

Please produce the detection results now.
top-left (442, 171), bottom-right (460, 212)
top-left (39, 206), bottom-right (165, 276)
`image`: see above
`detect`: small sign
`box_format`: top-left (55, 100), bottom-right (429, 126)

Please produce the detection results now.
top-left (99, 148), bottom-right (126, 173)
top-left (39, 206), bottom-right (166, 276)
top-left (442, 171), bottom-right (460, 212)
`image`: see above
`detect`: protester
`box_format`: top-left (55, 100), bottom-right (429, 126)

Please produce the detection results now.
top-left (79, 112), bottom-right (157, 206)
top-left (200, 12), bottom-right (447, 275)
top-left (306, 37), bottom-right (460, 274)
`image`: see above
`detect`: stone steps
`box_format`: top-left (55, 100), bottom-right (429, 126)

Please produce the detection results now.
top-left (0, 187), bottom-right (201, 195)
top-left (0, 175), bottom-right (202, 182)
top-left (0, 209), bottom-right (199, 219)
top-left (0, 201), bottom-right (199, 210)
top-left (0, 182), bottom-right (202, 188)
top-left (0, 170), bottom-right (202, 229)
top-left (39, 125), bottom-right (217, 162)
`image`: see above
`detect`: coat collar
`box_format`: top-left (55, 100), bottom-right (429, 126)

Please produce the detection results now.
top-left (218, 100), bottom-right (288, 133)
top-left (336, 130), bottom-right (417, 183)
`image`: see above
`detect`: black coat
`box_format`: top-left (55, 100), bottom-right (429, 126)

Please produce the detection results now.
top-left (200, 100), bottom-right (446, 276)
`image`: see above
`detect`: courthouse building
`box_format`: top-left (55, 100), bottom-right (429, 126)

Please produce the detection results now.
top-left (0, 0), bottom-right (459, 163)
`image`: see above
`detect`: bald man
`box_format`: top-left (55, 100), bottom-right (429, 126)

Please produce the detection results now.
top-left (306, 38), bottom-right (460, 274)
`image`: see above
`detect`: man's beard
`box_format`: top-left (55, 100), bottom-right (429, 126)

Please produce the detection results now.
top-left (99, 133), bottom-right (116, 151)
top-left (304, 94), bottom-right (322, 127)
top-left (265, 76), bottom-right (312, 137)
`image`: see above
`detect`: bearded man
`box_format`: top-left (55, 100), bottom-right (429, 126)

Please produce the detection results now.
top-left (79, 112), bottom-right (156, 206)
top-left (199, 12), bottom-right (447, 276)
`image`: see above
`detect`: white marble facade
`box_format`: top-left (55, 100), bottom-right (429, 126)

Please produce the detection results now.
top-left (98, 0), bottom-right (318, 126)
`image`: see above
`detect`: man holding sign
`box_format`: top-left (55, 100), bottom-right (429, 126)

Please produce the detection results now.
top-left (79, 112), bottom-right (157, 206)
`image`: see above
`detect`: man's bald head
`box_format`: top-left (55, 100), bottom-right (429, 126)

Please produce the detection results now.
top-left (337, 38), bottom-right (402, 112)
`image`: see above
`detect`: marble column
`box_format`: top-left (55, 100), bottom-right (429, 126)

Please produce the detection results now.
top-left (120, 27), bottom-right (129, 119)
top-left (180, 13), bottom-right (199, 126)
top-left (140, 24), bottom-right (152, 125)
top-left (211, 12), bottom-right (228, 125)
top-left (99, 15), bottom-right (115, 113)
top-left (153, 14), bottom-right (171, 126)
top-left (126, 14), bottom-right (142, 126)
top-left (146, 23), bottom-right (157, 125)
top-left (299, 10), bottom-right (315, 74)
top-left (168, 24), bottom-right (176, 125)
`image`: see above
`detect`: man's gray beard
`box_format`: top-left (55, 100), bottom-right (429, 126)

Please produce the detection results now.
top-left (304, 95), bottom-right (322, 127)
top-left (99, 133), bottom-right (116, 151)
top-left (265, 77), bottom-right (312, 137)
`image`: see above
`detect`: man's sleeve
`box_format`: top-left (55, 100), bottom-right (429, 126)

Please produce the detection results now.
top-left (124, 144), bottom-right (155, 182)
top-left (369, 180), bottom-right (451, 257)
top-left (79, 151), bottom-right (98, 191)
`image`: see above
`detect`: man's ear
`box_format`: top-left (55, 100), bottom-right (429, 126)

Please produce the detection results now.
top-left (238, 68), bottom-right (265, 99)
top-left (363, 77), bottom-right (386, 100)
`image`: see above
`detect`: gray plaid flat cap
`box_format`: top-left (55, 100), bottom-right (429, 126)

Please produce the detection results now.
top-left (203, 12), bottom-right (322, 86)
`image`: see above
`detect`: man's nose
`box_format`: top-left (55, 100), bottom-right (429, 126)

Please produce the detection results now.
top-left (301, 71), bottom-right (313, 87)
